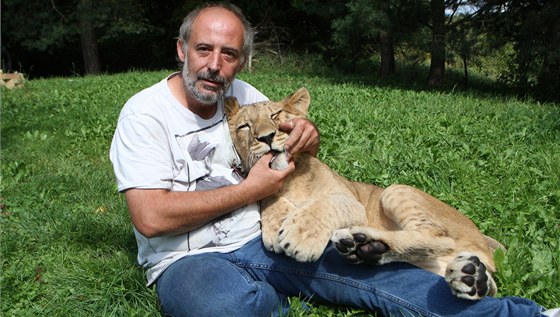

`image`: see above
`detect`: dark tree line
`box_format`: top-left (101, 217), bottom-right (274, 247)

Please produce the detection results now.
top-left (1, 0), bottom-right (189, 76)
top-left (1, 0), bottom-right (558, 100)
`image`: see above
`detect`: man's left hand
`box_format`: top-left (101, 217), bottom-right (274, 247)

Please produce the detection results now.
top-left (279, 118), bottom-right (320, 157)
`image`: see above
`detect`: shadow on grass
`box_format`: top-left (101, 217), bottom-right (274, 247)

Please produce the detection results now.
top-left (250, 53), bottom-right (559, 104)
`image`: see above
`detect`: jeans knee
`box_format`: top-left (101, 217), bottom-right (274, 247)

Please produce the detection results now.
top-left (159, 280), bottom-right (280, 317)
top-left (237, 281), bottom-right (282, 316)
top-left (156, 256), bottom-right (281, 317)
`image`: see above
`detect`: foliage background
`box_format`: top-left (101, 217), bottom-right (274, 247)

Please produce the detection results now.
top-left (2, 0), bottom-right (559, 100)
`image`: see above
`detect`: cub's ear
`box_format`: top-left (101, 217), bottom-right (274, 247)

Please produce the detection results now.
top-left (224, 97), bottom-right (241, 117)
top-left (283, 87), bottom-right (310, 117)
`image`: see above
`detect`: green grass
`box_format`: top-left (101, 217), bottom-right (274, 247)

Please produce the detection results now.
top-left (2, 58), bottom-right (559, 316)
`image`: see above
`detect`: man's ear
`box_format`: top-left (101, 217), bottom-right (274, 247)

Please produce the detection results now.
top-left (176, 40), bottom-right (186, 62)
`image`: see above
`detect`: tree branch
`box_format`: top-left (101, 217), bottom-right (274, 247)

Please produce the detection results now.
top-left (50, 0), bottom-right (66, 22)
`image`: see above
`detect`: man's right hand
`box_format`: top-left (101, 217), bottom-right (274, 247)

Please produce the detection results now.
top-left (126, 153), bottom-right (294, 238)
top-left (242, 152), bottom-right (295, 201)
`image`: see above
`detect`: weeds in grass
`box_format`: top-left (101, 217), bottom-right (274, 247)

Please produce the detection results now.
top-left (1, 63), bottom-right (558, 316)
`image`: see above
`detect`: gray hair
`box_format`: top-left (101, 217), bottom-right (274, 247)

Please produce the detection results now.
top-left (178, 2), bottom-right (254, 63)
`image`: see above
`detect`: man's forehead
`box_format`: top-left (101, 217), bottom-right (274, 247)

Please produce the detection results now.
top-left (190, 7), bottom-right (244, 46)
top-left (194, 7), bottom-right (243, 31)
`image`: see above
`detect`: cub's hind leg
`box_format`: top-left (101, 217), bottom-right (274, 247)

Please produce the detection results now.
top-left (332, 226), bottom-right (455, 266)
top-left (332, 184), bottom-right (499, 300)
top-left (445, 252), bottom-right (497, 300)
top-left (333, 184), bottom-right (459, 270)
top-left (380, 184), bottom-right (452, 237)
top-left (381, 185), bottom-right (499, 299)
top-left (444, 235), bottom-right (504, 300)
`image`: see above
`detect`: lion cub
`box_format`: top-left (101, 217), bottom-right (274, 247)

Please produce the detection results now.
top-left (224, 87), bottom-right (504, 300)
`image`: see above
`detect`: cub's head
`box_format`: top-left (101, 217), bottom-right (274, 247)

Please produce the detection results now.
top-left (225, 87), bottom-right (311, 173)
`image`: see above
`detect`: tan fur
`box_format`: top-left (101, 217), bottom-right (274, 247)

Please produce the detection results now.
top-left (224, 87), bottom-right (505, 300)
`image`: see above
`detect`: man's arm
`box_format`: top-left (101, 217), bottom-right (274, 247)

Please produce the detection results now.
top-left (125, 153), bottom-right (294, 238)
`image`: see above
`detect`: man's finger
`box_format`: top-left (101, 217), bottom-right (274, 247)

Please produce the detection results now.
top-left (278, 119), bottom-right (296, 132)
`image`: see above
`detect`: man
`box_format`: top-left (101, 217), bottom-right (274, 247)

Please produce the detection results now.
top-left (110, 3), bottom-right (556, 317)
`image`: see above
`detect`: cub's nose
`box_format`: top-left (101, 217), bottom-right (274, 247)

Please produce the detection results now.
top-left (257, 132), bottom-right (275, 146)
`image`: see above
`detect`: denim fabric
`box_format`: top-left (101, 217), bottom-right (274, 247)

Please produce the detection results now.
top-left (156, 237), bottom-right (544, 317)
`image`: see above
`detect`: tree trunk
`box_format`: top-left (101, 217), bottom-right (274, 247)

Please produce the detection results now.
top-left (379, 0), bottom-right (395, 77)
top-left (379, 30), bottom-right (395, 77)
top-left (462, 53), bottom-right (469, 85)
top-left (79, 0), bottom-right (100, 75)
top-left (428, 0), bottom-right (445, 86)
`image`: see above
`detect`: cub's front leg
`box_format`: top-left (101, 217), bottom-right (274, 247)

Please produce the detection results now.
top-left (276, 206), bottom-right (336, 262)
top-left (274, 196), bottom-right (349, 262)
top-left (260, 196), bottom-right (294, 255)
top-left (267, 195), bottom-right (366, 262)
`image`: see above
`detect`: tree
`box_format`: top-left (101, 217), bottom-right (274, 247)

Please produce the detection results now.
top-left (379, 0), bottom-right (396, 76)
top-left (293, 0), bottom-right (428, 77)
top-left (1, 0), bottom-right (169, 76)
top-left (331, 0), bottom-right (397, 76)
top-left (78, 0), bottom-right (100, 74)
top-left (427, 0), bottom-right (446, 85)
top-left (475, 0), bottom-right (560, 100)
top-left (426, 0), bottom-right (481, 86)
top-left (447, 18), bottom-right (477, 85)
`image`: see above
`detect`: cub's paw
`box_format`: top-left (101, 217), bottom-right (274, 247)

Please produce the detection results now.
top-left (261, 226), bottom-right (284, 254)
top-left (277, 221), bottom-right (331, 262)
top-left (331, 228), bottom-right (389, 264)
top-left (261, 214), bottom-right (287, 255)
top-left (445, 252), bottom-right (496, 300)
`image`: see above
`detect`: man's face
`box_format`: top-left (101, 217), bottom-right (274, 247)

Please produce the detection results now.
top-left (178, 7), bottom-right (245, 105)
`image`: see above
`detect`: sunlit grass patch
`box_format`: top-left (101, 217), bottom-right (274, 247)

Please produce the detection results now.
top-left (2, 64), bottom-right (558, 316)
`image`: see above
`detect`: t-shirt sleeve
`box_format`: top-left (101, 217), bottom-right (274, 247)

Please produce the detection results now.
top-left (228, 79), bottom-right (269, 105)
top-left (110, 112), bottom-right (173, 192)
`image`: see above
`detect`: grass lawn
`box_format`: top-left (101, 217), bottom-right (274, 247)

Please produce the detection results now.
top-left (2, 59), bottom-right (559, 316)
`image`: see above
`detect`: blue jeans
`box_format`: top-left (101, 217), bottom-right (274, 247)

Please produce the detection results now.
top-left (156, 237), bottom-right (545, 317)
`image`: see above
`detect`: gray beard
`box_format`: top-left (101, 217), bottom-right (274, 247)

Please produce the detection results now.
top-left (182, 60), bottom-right (231, 105)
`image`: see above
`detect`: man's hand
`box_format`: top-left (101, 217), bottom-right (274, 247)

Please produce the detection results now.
top-left (279, 118), bottom-right (320, 157)
top-left (125, 153), bottom-right (295, 238)
top-left (243, 153), bottom-right (295, 201)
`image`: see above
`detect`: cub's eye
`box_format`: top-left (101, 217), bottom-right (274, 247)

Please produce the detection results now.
top-left (271, 110), bottom-right (282, 120)
top-left (237, 123), bottom-right (250, 130)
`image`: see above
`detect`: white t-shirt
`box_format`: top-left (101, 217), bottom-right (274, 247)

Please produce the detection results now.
top-left (110, 73), bottom-right (268, 285)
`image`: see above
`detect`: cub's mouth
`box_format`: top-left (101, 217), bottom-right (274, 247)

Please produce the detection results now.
top-left (268, 150), bottom-right (289, 170)
top-left (268, 150), bottom-right (281, 165)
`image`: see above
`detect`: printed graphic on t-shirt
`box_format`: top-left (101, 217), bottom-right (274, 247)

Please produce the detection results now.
top-left (175, 121), bottom-right (245, 249)
top-left (188, 134), bottom-right (215, 160)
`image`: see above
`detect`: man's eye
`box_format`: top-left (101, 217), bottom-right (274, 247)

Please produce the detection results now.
top-left (197, 46), bottom-right (211, 54)
top-left (223, 51), bottom-right (238, 61)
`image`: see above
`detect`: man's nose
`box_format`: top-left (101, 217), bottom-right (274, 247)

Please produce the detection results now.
top-left (208, 53), bottom-right (221, 72)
